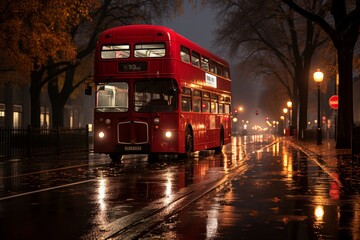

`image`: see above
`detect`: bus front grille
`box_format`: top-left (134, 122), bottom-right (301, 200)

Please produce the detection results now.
top-left (118, 121), bottom-right (149, 144)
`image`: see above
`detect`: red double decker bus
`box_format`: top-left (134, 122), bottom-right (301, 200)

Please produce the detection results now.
top-left (93, 25), bottom-right (231, 160)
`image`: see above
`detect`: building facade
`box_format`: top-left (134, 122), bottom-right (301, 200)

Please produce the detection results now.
top-left (0, 83), bottom-right (94, 129)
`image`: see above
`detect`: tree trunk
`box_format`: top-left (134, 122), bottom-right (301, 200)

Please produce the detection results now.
top-left (30, 70), bottom-right (43, 128)
top-left (51, 103), bottom-right (65, 128)
top-left (299, 55), bottom-right (312, 141)
top-left (336, 45), bottom-right (354, 148)
top-left (298, 85), bottom-right (308, 140)
top-left (48, 79), bottom-right (67, 128)
top-left (294, 61), bottom-right (311, 141)
top-left (48, 68), bottom-right (75, 128)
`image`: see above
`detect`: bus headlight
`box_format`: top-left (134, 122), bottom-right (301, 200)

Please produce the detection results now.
top-left (98, 131), bottom-right (105, 138)
top-left (165, 131), bottom-right (172, 138)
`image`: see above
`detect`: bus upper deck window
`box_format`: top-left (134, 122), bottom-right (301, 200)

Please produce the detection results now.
top-left (101, 45), bottom-right (130, 59)
top-left (191, 51), bottom-right (200, 67)
top-left (217, 64), bottom-right (222, 76)
top-left (209, 61), bottom-right (216, 74)
top-left (223, 68), bottom-right (229, 78)
top-left (180, 46), bottom-right (190, 63)
top-left (201, 57), bottom-right (209, 71)
top-left (135, 43), bottom-right (165, 58)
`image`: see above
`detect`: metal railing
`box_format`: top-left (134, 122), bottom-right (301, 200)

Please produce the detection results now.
top-left (0, 125), bottom-right (89, 159)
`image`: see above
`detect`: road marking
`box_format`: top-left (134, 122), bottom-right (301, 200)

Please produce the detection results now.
top-left (0, 164), bottom-right (90, 180)
top-left (0, 179), bottom-right (96, 201)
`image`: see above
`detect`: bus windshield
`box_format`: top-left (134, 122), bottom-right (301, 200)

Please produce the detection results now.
top-left (96, 82), bottom-right (129, 112)
top-left (134, 79), bottom-right (178, 112)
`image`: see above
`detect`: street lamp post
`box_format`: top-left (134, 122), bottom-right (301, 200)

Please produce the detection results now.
top-left (287, 101), bottom-right (292, 135)
top-left (233, 110), bottom-right (238, 135)
top-left (313, 69), bottom-right (324, 145)
top-left (238, 106), bottom-right (243, 134)
top-left (283, 108), bottom-right (288, 135)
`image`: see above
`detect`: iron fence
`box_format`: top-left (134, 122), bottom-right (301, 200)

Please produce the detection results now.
top-left (0, 125), bottom-right (89, 159)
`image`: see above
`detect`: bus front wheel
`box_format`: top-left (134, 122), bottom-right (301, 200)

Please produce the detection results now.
top-left (214, 128), bottom-right (224, 154)
top-left (109, 153), bottom-right (122, 161)
top-left (185, 127), bottom-right (193, 157)
top-left (148, 153), bottom-right (159, 161)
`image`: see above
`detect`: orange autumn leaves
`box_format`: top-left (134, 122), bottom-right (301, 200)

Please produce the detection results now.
top-left (0, 0), bottom-right (99, 73)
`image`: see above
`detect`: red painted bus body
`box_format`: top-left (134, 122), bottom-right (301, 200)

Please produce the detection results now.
top-left (93, 25), bottom-right (231, 160)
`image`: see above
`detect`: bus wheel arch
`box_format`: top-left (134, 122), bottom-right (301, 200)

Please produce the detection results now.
top-left (185, 125), bottom-right (194, 156)
top-left (109, 153), bottom-right (122, 162)
top-left (214, 125), bottom-right (224, 154)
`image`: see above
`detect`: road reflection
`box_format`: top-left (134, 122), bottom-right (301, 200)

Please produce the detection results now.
top-left (142, 138), bottom-right (360, 240)
top-left (97, 177), bottom-right (107, 226)
top-left (206, 201), bottom-right (220, 239)
top-left (2, 136), bottom-right (359, 240)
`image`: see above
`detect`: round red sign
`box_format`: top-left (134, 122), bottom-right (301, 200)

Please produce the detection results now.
top-left (329, 95), bottom-right (338, 109)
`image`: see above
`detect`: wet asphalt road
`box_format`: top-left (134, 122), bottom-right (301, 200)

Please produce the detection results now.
top-left (144, 139), bottom-right (360, 240)
top-left (0, 135), bottom-right (359, 240)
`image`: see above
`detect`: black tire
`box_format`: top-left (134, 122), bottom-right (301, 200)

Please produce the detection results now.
top-left (148, 153), bottom-right (159, 161)
top-left (109, 153), bottom-right (122, 161)
top-left (214, 128), bottom-right (224, 154)
top-left (185, 127), bottom-right (193, 157)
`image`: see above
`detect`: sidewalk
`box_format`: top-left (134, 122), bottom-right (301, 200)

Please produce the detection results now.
top-left (288, 137), bottom-right (359, 190)
top-left (291, 138), bottom-right (352, 165)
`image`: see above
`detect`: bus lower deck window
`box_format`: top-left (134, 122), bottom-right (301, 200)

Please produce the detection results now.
top-left (193, 99), bottom-right (201, 112)
top-left (181, 97), bottom-right (191, 112)
top-left (202, 101), bottom-right (210, 113)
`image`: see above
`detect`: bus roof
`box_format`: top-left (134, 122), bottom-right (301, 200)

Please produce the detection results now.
top-left (99, 24), bottom-right (229, 67)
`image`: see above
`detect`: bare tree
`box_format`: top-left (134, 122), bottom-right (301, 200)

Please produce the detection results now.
top-left (207, 0), bottom-right (328, 140)
top-left (282, 0), bottom-right (359, 148)
top-left (47, 0), bottom-right (186, 128)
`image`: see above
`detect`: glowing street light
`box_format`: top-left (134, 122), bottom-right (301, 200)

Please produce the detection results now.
top-left (283, 108), bottom-right (288, 136)
top-left (280, 115), bottom-right (285, 135)
top-left (286, 101), bottom-right (292, 131)
top-left (313, 69), bottom-right (324, 145)
top-left (286, 101), bottom-right (292, 108)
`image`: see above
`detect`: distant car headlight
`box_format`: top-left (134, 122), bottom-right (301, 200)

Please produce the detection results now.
top-left (98, 131), bottom-right (105, 138)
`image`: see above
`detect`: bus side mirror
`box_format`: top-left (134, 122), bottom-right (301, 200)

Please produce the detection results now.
top-left (85, 85), bottom-right (92, 95)
top-left (169, 87), bottom-right (178, 95)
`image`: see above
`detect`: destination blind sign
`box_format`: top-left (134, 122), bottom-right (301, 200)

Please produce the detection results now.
top-left (118, 62), bottom-right (147, 72)
top-left (205, 73), bottom-right (217, 88)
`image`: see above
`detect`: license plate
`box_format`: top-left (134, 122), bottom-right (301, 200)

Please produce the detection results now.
top-left (124, 146), bottom-right (142, 151)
